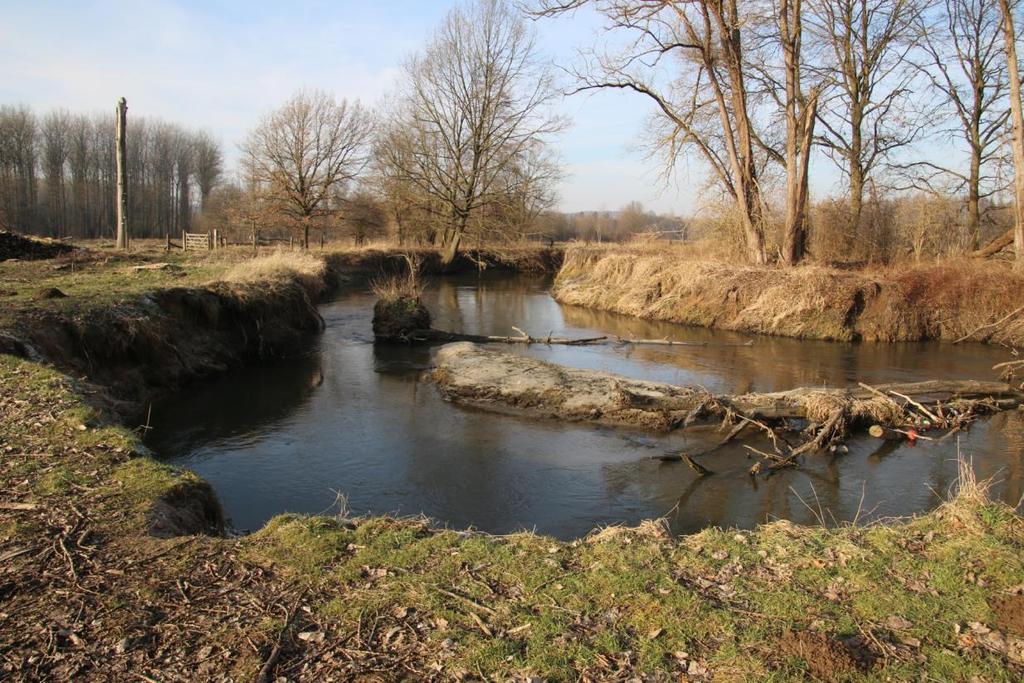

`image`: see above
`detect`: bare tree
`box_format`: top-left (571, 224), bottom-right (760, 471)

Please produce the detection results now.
top-left (386, 0), bottom-right (563, 267)
top-left (41, 109), bottom-right (70, 237)
top-left (776, 0), bottom-right (820, 264)
top-left (809, 0), bottom-right (923, 227)
top-left (999, 0), bottom-right (1024, 266)
top-left (535, 0), bottom-right (771, 263)
top-left (193, 131), bottom-right (223, 210)
top-left (905, 0), bottom-right (1009, 249)
top-left (242, 90), bottom-right (374, 248)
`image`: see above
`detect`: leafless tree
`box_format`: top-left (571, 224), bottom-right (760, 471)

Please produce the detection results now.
top-left (903, 0), bottom-right (1010, 249)
top-left (385, 0), bottom-right (563, 267)
top-left (999, 0), bottom-right (1024, 266)
top-left (242, 90), bottom-right (374, 248)
top-left (809, 0), bottom-right (923, 227)
top-left (193, 131), bottom-right (223, 210)
top-left (535, 0), bottom-right (771, 263)
top-left (40, 110), bottom-right (70, 237)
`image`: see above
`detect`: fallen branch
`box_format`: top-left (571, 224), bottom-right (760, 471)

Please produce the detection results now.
top-left (410, 328), bottom-right (607, 346)
top-left (952, 305), bottom-right (1024, 344)
top-left (969, 228), bottom-right (1013, 258)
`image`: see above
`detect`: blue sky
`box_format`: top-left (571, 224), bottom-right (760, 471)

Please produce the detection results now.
top-left (0, 0), bottom-right (707, 214)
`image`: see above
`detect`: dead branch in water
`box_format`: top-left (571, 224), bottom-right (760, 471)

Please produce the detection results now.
top-left (408, 327), bottom-right (759, 348)
top-left (411, 328), bottom-right (608, 346)
top-left (435, 345), bottom-right (1023, 478)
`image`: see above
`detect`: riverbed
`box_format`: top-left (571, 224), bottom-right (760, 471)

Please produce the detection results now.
top-left (147, 272), bottom-right (1024, 538)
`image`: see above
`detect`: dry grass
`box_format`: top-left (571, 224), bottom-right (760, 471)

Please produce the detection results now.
top-left (222, 249), bottom-right (328, 298)
top-left (554, 245), bottom-right (1024, 345)
top-left (370, 255), bottom-right (425, 303)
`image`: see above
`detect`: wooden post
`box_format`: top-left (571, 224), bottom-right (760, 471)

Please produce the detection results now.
top-left (252, 228), bottom-right (257, 255)
top-left (115, 97), bottom-right (129, 250)
top-left (212, 228), bottom-right (218, 250)
top-left (182, 230), bottom-right (186, 252)
top-left (165, 233), bottom-right (170, 253)
top-left (320, 232), bottom-right (325, 251)
top-left (289, 236), bottom-right (294, 249)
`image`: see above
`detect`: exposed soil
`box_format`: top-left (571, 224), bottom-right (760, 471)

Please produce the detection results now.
top-left (777, 630), bottom-right (863, 681)
top-left (0, 230), bottom-right (76, 261)
top-left (372, 296), bottom-right (432, 341)
top-left (991, 594), bottom-right (1024, 637)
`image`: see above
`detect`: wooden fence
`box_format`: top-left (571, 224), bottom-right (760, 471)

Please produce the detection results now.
top-left (183, 231), bottom-right (211, 251)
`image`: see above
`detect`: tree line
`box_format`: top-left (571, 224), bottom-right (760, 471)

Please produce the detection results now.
top-left (533, 0), bottom-right (1024, 267)
top-left (4, 0), bottom-right (1024, 269)
top-left (0, 104), bottom-right (222, 239)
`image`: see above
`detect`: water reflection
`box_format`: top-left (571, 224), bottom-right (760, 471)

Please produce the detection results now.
top-left (147, 272), bottom-right (1023, 538)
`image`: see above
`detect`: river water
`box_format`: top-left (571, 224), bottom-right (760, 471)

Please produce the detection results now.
top-left (147, 272), bottom-right (1024, 538)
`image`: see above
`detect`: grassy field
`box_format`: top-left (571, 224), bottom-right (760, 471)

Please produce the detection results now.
top-left (1, 235), bottom-right (1023, 680)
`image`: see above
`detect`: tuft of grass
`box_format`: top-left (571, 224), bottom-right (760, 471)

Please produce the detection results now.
top-left (370, 254), bottom-right (424, 303)
top-left (221, 249), bottom-right (327, 298)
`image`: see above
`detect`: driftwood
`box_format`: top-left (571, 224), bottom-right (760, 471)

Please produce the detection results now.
top-left (434, 344), bottom-right (1023, 476)
top-left (411, 327), bottom-right (608, 346)
top-left (404, 327), bottom-right (755, 348)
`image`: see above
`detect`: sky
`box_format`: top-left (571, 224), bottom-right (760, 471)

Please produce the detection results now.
top-left (0, 0), bottom-right (709, 214)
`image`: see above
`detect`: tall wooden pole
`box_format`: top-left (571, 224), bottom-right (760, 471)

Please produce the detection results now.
top-left (1000, 0), bottom-right (1024, 268)
top-left (115, 97), bottom-right (129, 250)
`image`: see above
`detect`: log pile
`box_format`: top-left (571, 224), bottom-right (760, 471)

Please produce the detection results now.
top-left (433, 343), bottom-right (1023, 476)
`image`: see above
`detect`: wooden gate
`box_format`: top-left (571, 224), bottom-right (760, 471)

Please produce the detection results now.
top-left (183, 231), bottom-right (211, 251)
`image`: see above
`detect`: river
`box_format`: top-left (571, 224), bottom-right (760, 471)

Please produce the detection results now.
top-left (147, 272), bottom-right (1024, 538)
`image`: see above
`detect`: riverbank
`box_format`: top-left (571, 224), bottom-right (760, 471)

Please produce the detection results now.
top-left (2, 238), bottom-right (1023, 680)
top-left (0, 240), bottom-right (562, 416)
top-left (554, 245), bottom-right (1024, 345)
top-left (3, 355), bottom-right (1023, 680)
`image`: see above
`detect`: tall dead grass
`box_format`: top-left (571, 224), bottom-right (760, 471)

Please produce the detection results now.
top-left (222, 250), bottom-right (328, 298)
top-left (553, 245), bottom-right (1024, 345)
top-left (370, 255), bottom-right (425, 303)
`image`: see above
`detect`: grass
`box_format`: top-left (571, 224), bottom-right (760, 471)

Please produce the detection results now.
top-left (2, 237), bottom-right (1023, 679)
top-left (2, 325), bottom-right (1023, 680)
top-left (554, 243), bottom-right (1024, 344)
top-left (222, 248), bottom-right (328, 298)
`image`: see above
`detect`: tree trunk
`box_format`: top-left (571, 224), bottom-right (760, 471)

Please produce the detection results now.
top-left (967, 153), bottom-right (981, 251)
top-left (114, 98), bottom-right (129, 250)
top-left (1000, 0), bottom-right (1024, 268)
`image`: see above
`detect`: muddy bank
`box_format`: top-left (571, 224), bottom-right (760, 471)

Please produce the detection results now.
top-left (553, 247), bottom-right (1024, 345)
top-left (1, 279), bottom-right (324, 417)
top-left (0, 246), bottom-right (561, 417)
top-left (0, 230), bottom-right (77, 261)
top-left (433, 343), bottom-right (1021, 452)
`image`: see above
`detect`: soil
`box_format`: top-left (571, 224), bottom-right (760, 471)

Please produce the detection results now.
top-left (31, 287), bottom-right (66, 300)
top-left (372, 297), bottom-right (432, 342)
top-left (0, 231), bottom-right (76, 261)
top-left (777, 630), bottom-right (863, 681)
top-left (990, 594), bottom-right (1024, 637)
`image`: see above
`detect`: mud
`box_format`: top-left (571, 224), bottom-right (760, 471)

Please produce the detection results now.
top-left (991, 593), bottom-right (1024, 637)
top-left (777, 630), bottom-right (866, 681)
top-left (0, 230), bottom-right (76, 261)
